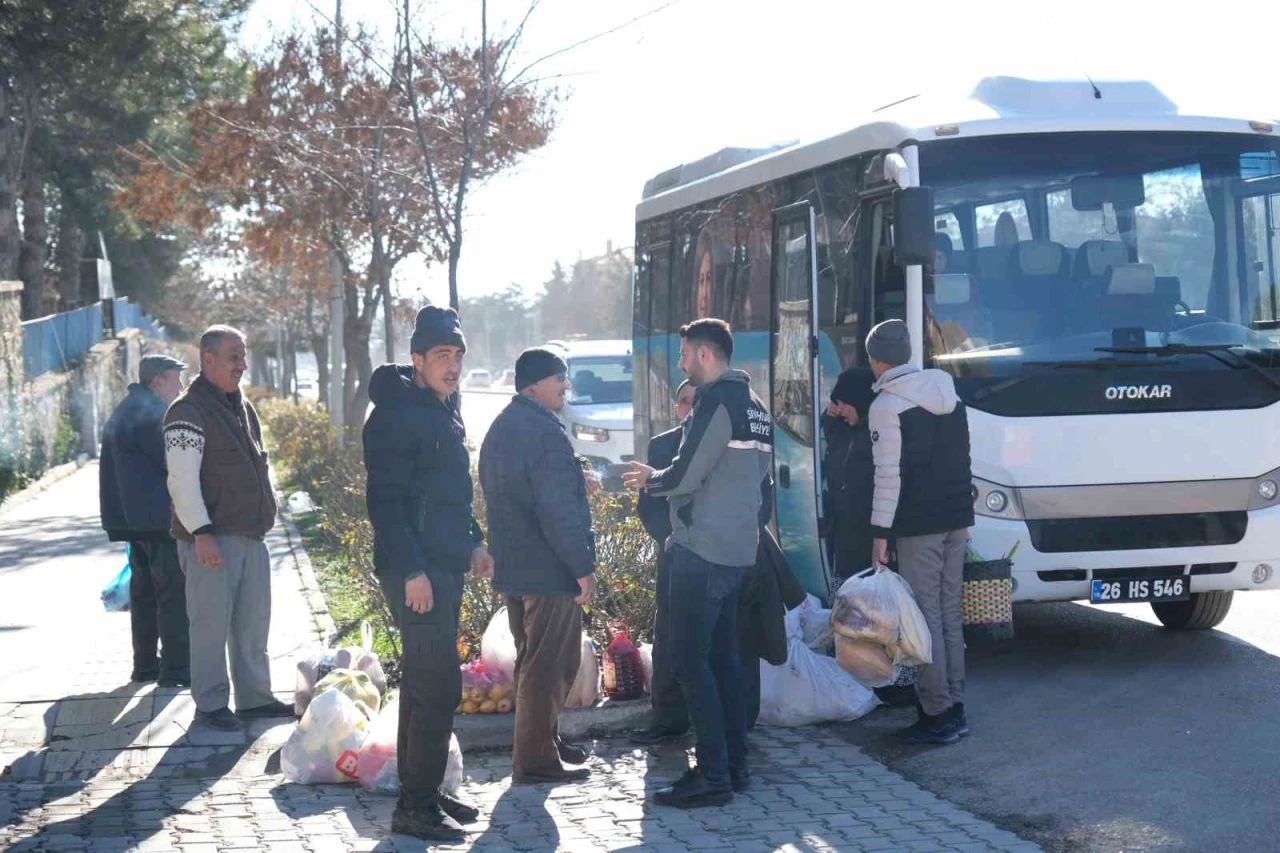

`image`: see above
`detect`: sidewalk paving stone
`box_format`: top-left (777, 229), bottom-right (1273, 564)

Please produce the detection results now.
top-left (1, 464), bottom-right (1044, 852)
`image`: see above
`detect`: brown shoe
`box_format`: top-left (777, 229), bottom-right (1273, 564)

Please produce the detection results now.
top-left (512, 765), bottom-right (591, 785)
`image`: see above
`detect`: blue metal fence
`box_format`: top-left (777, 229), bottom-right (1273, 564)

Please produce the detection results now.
top-left (20, 298), bottom-right (167, 381)
top-left (21, 303), bottom-right (104, 380)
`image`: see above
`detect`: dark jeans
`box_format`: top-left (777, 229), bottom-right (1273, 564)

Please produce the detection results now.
top-left (507, 593), bottom-right (582, 775)
top-left (665, 544), bottom-right (746, 785)
top-left (650, 548), bottom-right (689, 732)
top-left (128, 539), bottom-right (190, 679)
top-left (387, 571), bottom-right (463, 813)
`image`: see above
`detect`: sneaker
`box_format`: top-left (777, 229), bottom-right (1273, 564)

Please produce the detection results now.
top-left (236, 699), bottom-right (296, 720)
top-left (896, 713), bottom-right (961, 746)
top-left (194, 707), bottom-right (243, 731)
top-left (628, 724), bottom-right (689, 746)
top-left (391, 806), bottom-right (467, 843)
top-left (652, 767), bottom-right (733, 809)
top-left (730, 766), bottom-right (752, 794)
top-left (950, 703), bottom-right (971, 738)
top-left (438, 790), bottom-right (479, 825)
top-left (557, 739), bottom-right (589, 765)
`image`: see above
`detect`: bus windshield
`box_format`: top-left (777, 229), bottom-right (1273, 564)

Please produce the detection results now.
top-left (919, 132), bottom-right (1280, 387)
top-left (567, 356), bottom-right (633, 405)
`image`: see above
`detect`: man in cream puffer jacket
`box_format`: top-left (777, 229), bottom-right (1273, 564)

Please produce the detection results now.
top-left (866, 319), bottom-right (974, 746)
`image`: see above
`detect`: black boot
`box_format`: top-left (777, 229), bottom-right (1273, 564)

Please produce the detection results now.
top-left (652, 767), bottom-right (732, 809)
top-left (391, 805), bottom-right (467, 842)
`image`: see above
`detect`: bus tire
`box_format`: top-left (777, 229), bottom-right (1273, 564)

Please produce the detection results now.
top-left (1151, 590), bottom-right (1233, 630)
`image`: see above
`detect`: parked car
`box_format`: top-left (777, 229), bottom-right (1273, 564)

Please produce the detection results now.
top-left (496, 368), bottom-right (516, 388)
top-left (544, 340), bottom-right (634, 488)
top-left (462, 368), bottom-right (492, 389)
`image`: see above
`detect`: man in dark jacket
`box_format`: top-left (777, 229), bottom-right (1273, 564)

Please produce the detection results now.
top-left (479, 347), bottom-right (597, 785)
top-left (165, 327), bottom-right (292, 732)
top-left (866, 319), bottom-right (974, 746)
top-left (100, 354), bottom-right (190, 686)
top-left (363, 306), bottom-right (493, 843)
top-left (624, 319), bottom-right (774, 809)
top-left (821, 367), bottom-right (877, 590)
top-left (630, 380), bottom-right (696, 745)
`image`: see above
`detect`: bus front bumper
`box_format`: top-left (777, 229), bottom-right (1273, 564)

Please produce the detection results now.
top-left (970, 502), bottom-right (1280, 602)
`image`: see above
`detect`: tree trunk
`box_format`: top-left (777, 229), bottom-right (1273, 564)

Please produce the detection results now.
top-left (311, 331), bottom-right (330, 410)
top-left (381, 276), bottom-right (394, 362)
top-left (0, 187), bottom-right (18, 283)
top-left (343, 311), bottom-right (373, 428)
top-left (54, 207), bottom-right (84, 309)
top-left (448, 241), bottom-right (461, 312)
top-left (18, 173), bottom-right (46, 318)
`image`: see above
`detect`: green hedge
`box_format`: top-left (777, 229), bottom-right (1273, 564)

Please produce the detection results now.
top-left (260, 399), bottom-right (659, 679)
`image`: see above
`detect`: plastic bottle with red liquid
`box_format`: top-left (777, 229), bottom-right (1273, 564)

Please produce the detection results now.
top-left (602, 622), bottom-right (644, 701)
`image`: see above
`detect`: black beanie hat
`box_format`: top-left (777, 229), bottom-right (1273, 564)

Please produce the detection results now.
top-left (831, 367), bottom-right (876, 424)
top-left (410, 305), bottom-right (466, 355)
top-left (515, 347), bottom-right (568, 392)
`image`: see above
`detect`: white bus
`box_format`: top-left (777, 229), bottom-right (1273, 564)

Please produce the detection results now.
top-left (631, 76), bottom-right (1280, 628)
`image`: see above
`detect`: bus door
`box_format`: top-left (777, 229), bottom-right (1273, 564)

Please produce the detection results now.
top-left (770, 202), bottom-right (832, 597)
top-left (1241, 185), bottom-right (1280, 327)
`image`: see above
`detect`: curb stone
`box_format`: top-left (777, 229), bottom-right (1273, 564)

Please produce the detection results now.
top-left (275, 494), bottom-right (339, 648)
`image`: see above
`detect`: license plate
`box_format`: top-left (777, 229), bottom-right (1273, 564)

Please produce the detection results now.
top-left (1091, 576), bottom-right (1189, 604)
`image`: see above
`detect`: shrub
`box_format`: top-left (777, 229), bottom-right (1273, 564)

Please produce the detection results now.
top-left (260, 399), bottom-right (660, 679)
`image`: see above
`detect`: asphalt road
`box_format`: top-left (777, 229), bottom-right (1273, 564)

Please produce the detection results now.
top-left (837, 594), bottom-right (1280, 852)
top-left (462, 385), bottom-right (1280, 852)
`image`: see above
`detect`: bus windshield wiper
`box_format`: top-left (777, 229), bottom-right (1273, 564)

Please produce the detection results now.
top-left (1094, 343), bottom-right (1280, 391)
top-left (971, 359), bottom-right (1148, 402)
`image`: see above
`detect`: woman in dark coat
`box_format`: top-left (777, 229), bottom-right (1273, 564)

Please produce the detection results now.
top-left (822, 367), bottom-right (877, 592)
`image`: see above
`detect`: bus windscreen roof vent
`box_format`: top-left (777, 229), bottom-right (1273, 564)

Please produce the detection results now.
top-left (641, 142), bottom-right (797, 200)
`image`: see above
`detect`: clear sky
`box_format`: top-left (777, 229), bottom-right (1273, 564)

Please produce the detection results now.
top-left (241, 0), bottom-right (1280, 307)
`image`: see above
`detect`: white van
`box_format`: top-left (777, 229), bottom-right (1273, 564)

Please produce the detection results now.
top-left (545, 340), bottom-right (635, 485)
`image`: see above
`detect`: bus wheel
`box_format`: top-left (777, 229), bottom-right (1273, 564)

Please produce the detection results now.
top-left (1151, 591), bottom-right (1233, 630)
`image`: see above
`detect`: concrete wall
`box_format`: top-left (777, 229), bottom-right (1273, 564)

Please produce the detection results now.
top-left (0, 281), bottom-right (161, 495)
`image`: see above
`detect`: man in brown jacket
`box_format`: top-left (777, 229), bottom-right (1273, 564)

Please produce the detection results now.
top-left (164, 325), bottom-right (292, 731)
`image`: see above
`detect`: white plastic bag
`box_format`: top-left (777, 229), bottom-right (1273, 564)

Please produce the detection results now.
top-left (793, 594), bottom-right (833, 649)
top-left (566, 634), bottom-right (600, 708)
top-left (831, 568), bottom-right (932, 667)
top-left (480, 608), bottom-right (517, 685)
top-left (356, 697), bottom-right (399, 793)
top-left (282, 689), bottom-right (372, 784)
top-left (294, 644), bottom-right (387, 716)
top-left (757, 636), bottom-right (879, 727)
top-left (835, 636), bottom-right (898, 688)
top-left (637, 643), bottom-right (653, 693)
top-left (354, 698), bottom-right (465, 796)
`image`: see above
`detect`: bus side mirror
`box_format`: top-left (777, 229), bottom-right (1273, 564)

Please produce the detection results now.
top-left (893, 186), bottom-right (935, 267)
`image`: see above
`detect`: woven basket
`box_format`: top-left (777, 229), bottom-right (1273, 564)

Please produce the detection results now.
top-left (961, 559), bottom-right (1014, 640)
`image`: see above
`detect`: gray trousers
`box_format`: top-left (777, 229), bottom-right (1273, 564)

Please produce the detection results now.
top-left (897, 529), bottom-right (967, 717)
top-left (177, 534), bottom-right (275, 713)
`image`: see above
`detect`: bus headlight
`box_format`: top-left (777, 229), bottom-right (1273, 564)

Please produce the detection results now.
top-left (573, 423), bottom-right (610, 442)
top-left (1249, 468), bottom-right (1280, 510)
top-left (1260, 480), bottom-right (1278, 502)
top-left (973, 477), bottom-right (1022, 519)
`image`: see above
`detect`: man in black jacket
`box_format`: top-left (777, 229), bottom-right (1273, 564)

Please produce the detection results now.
top-left (866, 319), bottom-right (974, 746)
top-left (363, 307), bottom-right (494, 843)
top-left (479, 347), bottom-right (597, 784)
top-left (100, 354), bottom-right (189, 686)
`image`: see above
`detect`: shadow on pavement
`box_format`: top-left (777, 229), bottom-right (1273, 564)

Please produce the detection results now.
top-left (835, 600), bottom-right (1280, 853)
top-left (0, 516), bottom-right (119, 577)
top-left (3, 682), bottom-right (258, 850)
